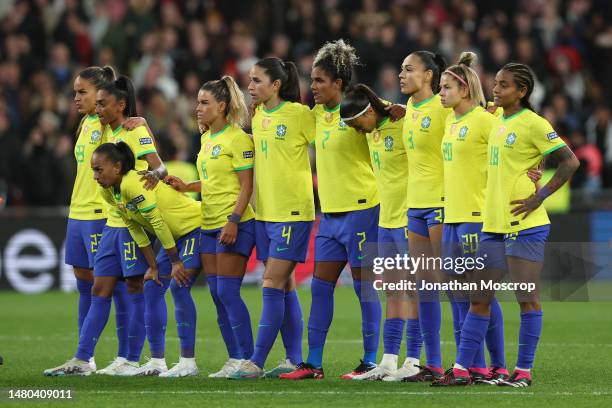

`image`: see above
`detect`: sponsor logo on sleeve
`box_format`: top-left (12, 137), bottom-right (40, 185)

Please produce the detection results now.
top-left (547, 131), bottom-right (559, 141)
top-left (139, 137), bottom-right (153, 145)
top-left (243, 150), bottom-right (254, 159)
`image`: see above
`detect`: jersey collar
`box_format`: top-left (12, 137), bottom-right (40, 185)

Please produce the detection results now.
top-left (210, 124), bottom-right (230, 138)
top-left (263, 100), bottom-right (287, 114)
top-left (112, 125), bottom-right (124, 136)
top-left (453, 106), bottom-right (479, 122)
top-left (376, 116), bottom-right (390, 129)
top-left (501, 108), bottom-right (527, 122)
top-left (323, 103), bottom-right (340, 113)
top-left (410, 94), bottom-right (436, 109)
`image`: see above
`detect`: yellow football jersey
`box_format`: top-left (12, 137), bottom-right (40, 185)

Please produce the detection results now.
top-left (483, 109), bottom-right (566, 233)
top-left (102, 124), bottom-right (159, 227)
top-left (69, 115), bottom-right (107, 220)
top-left (197, 124), bottom-right (255, 229)
top-left (442, 106), bottom-right (495, 223)
top-left (313, 103), bottom-right (379, 213)
top-left (366, 117), bottom-right (408, 229)
top-left (101, 171), bottom-right (201, 249)
top-left (402, 94), bottom-right (451, 208)
top-left (252, 101), bottom-right (315, 221)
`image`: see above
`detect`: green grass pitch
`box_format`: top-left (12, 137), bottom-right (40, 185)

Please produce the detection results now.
top-left (1, 286), bottom-right (611, 407)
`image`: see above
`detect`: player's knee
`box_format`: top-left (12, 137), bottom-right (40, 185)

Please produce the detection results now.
top-left (92, 281), bottom-right (113, 298)
top-left (125, 277), bottom-right (143, 294)
top-left (518, 301), bottom-right (541, 313)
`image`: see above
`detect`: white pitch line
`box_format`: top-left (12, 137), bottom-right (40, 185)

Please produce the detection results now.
top-left (0, 335), bottom-right (611, 348)
top-left (64, 390), bottom-right (612, 397)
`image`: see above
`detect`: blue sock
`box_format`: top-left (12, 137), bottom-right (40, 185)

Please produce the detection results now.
top-left (516, 310), bottom-right (543, 369)
top-left (251, 287), bottom-right (285, 368)
top-left (456, 312), bottom-right (489, 369)
top-left (76, 278), bottom-right (93, 336)
top-left (486, 298), bottom-right (506, 368)
top-left (75, 295), bottom-right (111, 361)
top-left (217, 276), bottom-right (254, 360)
top-left (113, 281), bottom-right (129, 359)
top-left (406, 318), bottom-right (422, 359)
top-left (207, 275), bottom-right (241, 359)
top-left (127, 292), bottom-right (145, 363)
top-left (450, 300), bottom-right (462, 348)
top-left (353, 279), bottom-right (382, 365)
top-left (306, 277), bottom-right (335, 368)
top-left (383, 318), bottom-right (405, 356)
top-left (280, 290), bottom-right (304, 365)
top-left (418, 289), bottom-right (442, 368)
top-left (144, 278), bottom-right (170, 359)
top-left (170, 276), bottom-right (197, 358)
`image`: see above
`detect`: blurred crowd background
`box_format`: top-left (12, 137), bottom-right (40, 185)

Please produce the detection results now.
top-left (0, 0), bottom-right (611, 209)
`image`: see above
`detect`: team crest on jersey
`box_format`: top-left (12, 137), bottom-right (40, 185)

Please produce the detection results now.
top-left (276, 124), bottom-right (287, 140)
top-left (458, 126), bottom-right (468, 139)
top-left (126, 202), bottom-right (137, 212)
top-left (338, 119), bottom-right (347, 130)
top-left (505, 133), bottom-right (517, 146)
top-left (262, 117), bottom-right (272, 129)
top-left (211, 144), bottom-right (222, 158)
top-left (384, 136), bottom-right (394, 151)
top-left (421, 116), bottom-right (431, 128)
top-left (90, 130), bottom-right (102, 144)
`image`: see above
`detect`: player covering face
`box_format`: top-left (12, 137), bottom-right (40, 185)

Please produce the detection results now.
top-left (339, 83), bottom-right (424, 382)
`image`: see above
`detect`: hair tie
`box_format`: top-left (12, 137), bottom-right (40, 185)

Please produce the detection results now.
top-left (444, 69), bottom-right (468, 87)
top-left (340, 103), bottom-right (370, 122)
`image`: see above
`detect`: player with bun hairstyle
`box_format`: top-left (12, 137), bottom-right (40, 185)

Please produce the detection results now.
top-left (398, 50), bottom-right (451, 382)
top-left (430, 52), bottom-right (509, 385)
top-left (338, 83), bottom-right (422, 381)
top-left (281, 40), bottom-right (383, 381)
top-left (441, 62), bottom-right (579, 387)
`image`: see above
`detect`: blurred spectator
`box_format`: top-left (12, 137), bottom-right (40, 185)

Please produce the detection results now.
top-left (0, 0), bottom-right (610, 207)
top-left (571, 130), bottom-right (603, 198)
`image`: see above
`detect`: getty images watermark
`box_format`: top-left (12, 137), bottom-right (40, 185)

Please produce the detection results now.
top-left (370, 253), bottom-right (537, 293)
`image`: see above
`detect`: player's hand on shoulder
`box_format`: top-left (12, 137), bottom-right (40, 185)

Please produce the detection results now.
top-left (124, 116), bottom-right (148, 131)
top-left (385, 104), bottom-right (406, 121)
